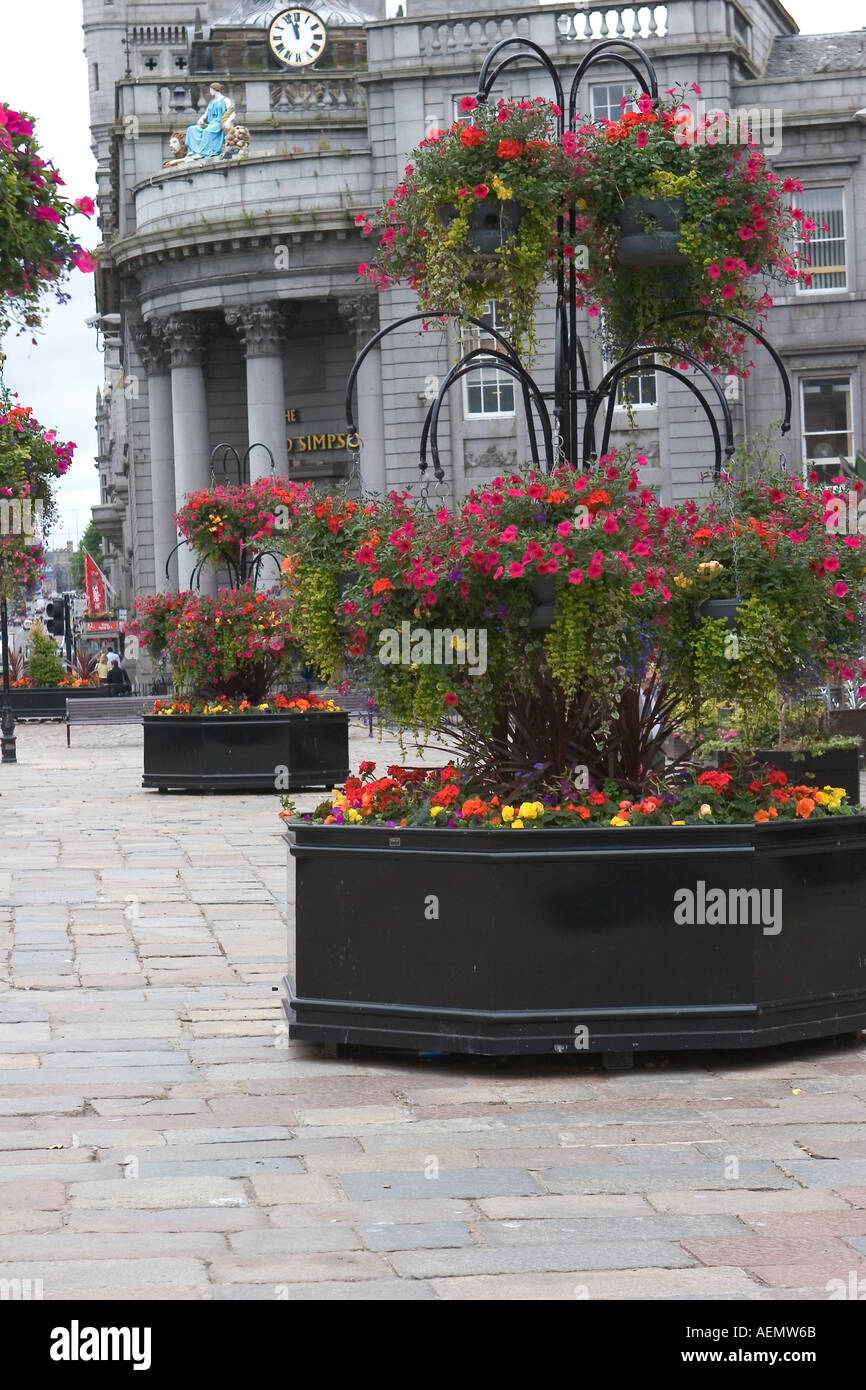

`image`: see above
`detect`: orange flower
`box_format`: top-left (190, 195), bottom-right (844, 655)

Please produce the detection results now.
top-left (795, 797), bottom-right (815, 818)
top-left (753, 809), bottom-right (770, 823)
top-left (372, 577), bottom-right (393, 594)
top-left (575, 805), bottom-right (591, 820)
top-left (547, 488), bottom-right (570, 504)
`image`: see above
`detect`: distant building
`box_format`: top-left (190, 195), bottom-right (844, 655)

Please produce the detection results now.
top-left (82, 0), bottom-right (866, 607)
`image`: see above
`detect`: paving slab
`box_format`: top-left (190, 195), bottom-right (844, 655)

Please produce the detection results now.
top-left (3, 722), bottom-right (866, 1301)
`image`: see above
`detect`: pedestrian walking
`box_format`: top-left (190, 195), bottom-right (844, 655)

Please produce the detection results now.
top-left (106, 652), bottom-right (132, 696)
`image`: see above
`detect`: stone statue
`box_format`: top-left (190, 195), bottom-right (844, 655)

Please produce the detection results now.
top-left (185, 83), bottom-right (235, 159)
top-left (223, 124), bottom-right (251, 158)
top-left (162, 130), bottom-right (189, 167)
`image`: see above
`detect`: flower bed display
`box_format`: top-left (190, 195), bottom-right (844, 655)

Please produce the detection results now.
top-left (279, 35), bottom-right (862, 1059)
top-left (129, 586), bottom-right (348, 792)
top-left (143, 707), bottom-right (349, 793)
top-left (9, 684), bottom-right (110, 720)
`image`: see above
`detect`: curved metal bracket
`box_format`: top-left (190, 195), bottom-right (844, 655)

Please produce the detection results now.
top-left (424, 352), bottom-right (554, 481)
top-left (625, 310), bottom-right (792, 434)
top-left (475, 38), bottom-right (565, 115)
top-left (344, 309), bottom-right (524, 436)
top-left (567, 39), bottom-right (659, 123)
top-left (245, 442), bottom-right (277, 478)
top-left (209, 442), bottom-right (242, 487)
top-left (596, 354), bottom-right (725, 479)
top-left (587, 347), bottom-right (735, 476)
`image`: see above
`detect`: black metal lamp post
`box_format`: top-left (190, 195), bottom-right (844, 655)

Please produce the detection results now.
top-left (345, 36), bottom-right (792, 493)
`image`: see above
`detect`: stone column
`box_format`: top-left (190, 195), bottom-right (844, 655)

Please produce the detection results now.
top-left (337, 295), bottom-right (385, 496)
top-left (131, 319), bottom-right (177, 592)
top-left (225, 303), bottom-right (289, 482)
top-left (164, 314), bottom-right (216, 593)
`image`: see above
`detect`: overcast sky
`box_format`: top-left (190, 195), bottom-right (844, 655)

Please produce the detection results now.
top-left (0, 0), bottom-right (863, 547)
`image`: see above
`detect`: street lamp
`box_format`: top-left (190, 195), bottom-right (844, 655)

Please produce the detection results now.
top-left (1, 456), bottom-right (38, 765)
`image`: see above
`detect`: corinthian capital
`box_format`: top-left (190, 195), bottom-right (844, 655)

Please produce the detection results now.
top-left (225, 302), bottom-right (289, 358)
top-left (129, 318), bottom-right (171, 376)
top-left (337, 295), bottom-right (380, 351)
top-left (161, 314), bottom-right (209, 369)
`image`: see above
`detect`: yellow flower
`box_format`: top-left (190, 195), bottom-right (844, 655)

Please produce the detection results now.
top-left (699, 803), bottom-right (713, 816)
top-left (510, 818), bottom-right (524, 829)
top-left (430, 805), bottom-right (444, 817)
top-left (501, 805), bottom-right (515, 822)
top-left (518, 801), bottom-right (544, 820)
top-left (671, 820), bottom-right (686, 826)
top-left (610, 815), bottom-right (630, 827)
top-left (491, 174), bottom-right (513, 200)
top-left (576, 197), bottom-right (587, 210)
top-left (674, 574), bottom-right (693, 590)
top-left (697, 560), bottom-right (722, 572)
top-left (347, 808), bottom-right (362, 823)
top-left (258, 703), bottom-right (269, 711)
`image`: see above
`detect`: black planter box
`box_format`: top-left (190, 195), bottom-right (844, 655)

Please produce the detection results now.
top-left (142, 711), bottom-right (349, 792)
top-left (284, 818), bottom-right (866, 1057)
top-left (754, 747), bottom-right (861, 808)
top-left (6, 686), bottom-right (109, 720)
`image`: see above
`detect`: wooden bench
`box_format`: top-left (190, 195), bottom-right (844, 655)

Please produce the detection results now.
top-left (66, 695), bottom-right (157, 747)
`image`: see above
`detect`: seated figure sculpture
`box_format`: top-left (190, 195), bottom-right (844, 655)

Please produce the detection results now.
top-left (186, 83), bottom-right (235, 159)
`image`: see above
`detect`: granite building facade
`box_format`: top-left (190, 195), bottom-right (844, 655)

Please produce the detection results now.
top-left (81, 0), bottom-right (866, 607)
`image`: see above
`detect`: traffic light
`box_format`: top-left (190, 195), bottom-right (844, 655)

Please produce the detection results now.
top-left (45, 600), bottom-right (65, 638)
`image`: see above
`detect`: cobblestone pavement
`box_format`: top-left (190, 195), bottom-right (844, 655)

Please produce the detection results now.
top-left (1, 722), bottom-right (866, 1301)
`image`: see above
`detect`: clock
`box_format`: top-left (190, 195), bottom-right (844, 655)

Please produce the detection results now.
top-left (269, 8), bottom-right (328, 68)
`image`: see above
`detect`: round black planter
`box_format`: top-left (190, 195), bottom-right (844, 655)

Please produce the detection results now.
top-left (615, 196), bottom-right (688, 267)
top-left (529, 574), bottom-right (556, 629)
top-left (142, 711), bottom-right (349, 792)
top-left (696, 597), bottom-right (743, 631)
top-left (6, 686), bottom-right (109, 720)
top-left (284, 817), bottom-right (866, 1056)
top-left (437, 195), bottom-right (524, 252)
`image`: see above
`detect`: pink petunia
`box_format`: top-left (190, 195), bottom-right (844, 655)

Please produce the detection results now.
top-left (568, 568), bottom-right (583, 585)
top-left (833, 581), bottom-right (849, 598)
top-left (630, 582), bottom-right (645, 596)
top-left (707, 264), bottom-right (721, 279)
top-left (459, 96), bottom-right (477, 112)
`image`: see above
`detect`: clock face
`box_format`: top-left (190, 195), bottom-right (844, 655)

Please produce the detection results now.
top-left (269, 9), bottom-right (328, 68)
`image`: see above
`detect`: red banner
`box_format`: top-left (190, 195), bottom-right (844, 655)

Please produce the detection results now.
top-left (84, 551), bottom-right (106, 615)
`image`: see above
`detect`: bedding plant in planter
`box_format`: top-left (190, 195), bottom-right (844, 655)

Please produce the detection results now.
top-left (279, 454), bottom-right (866, 1059)
top-left (129, 586), bottom-right (349, 793)
top-left (663, 467), bottom-right (866, 804)
top-left (7, 620), bottom-right (104, 720)
top-left (356, 96), bottom-right (575, 356)
top-left (571, 84), bottom-right (814, 368)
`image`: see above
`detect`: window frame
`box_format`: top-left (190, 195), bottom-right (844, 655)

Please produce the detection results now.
top-left (799, 374), bottom-right (855, 476)
top-left (794, 184), bottom-right (848, 296)
top-left (461, 301), bottom-right (517, 420)
top-left (588, 82), bottom-right (638, 124)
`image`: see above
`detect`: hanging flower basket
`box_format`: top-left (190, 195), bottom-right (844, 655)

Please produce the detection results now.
top-left (614, 196), bottom-right (688, 267)
top-left (437, 195), bottom-right (525, 253)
